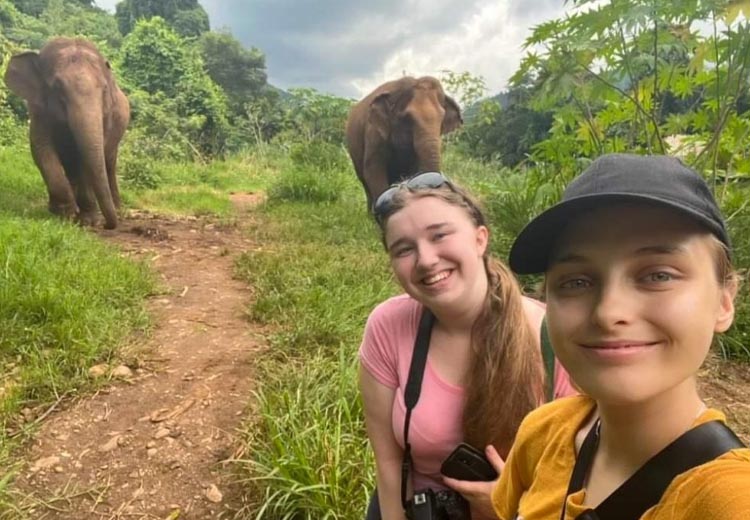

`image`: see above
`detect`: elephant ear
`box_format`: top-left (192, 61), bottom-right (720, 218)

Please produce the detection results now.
top-left (441, 95), bottom-right (463, 135)
top-left (368, 92), bottom-right (392, 140)
top-left (4, 52), bottom-right (45, 107)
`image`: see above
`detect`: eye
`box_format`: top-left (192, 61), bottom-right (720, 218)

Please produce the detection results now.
top-left (558, 278), bottom-right (591, 290)
top-left (391, 245), bottom-right (414, 258)
top-left (642, 271), bottom-right (675, 283)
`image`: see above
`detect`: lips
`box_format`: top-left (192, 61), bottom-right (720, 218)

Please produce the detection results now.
top-left (422, 269), bottom-right (452, 286)
top-left (582, 340), bottom-right (659, 350)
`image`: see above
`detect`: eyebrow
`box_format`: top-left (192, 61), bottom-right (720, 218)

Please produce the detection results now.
top-left (386, 222), bottom-right (452, 251)
top-left (552, 244), bottom-right (687, 264)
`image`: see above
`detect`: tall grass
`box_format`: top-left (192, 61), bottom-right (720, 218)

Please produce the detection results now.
top-left (232, 148), bottom-right (394, 518)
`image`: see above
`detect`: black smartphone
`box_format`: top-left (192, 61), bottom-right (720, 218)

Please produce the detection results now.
top-left (440, 442), bottom-right (498, 481)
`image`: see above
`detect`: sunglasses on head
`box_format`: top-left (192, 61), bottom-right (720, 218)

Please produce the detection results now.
top-left (373, 171), bottom-right (454, 223)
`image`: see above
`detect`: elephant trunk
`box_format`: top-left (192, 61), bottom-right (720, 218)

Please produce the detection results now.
top-left (67, 98), bottom-right (118, 229)
top-left (414, 124), bottom-right (443, 174)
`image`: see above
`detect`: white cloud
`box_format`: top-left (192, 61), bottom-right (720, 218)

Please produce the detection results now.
top-left (92, 0), bottom-right (566, 98)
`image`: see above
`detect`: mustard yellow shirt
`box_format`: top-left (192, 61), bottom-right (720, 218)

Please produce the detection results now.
top-left (492, 395), bottom-right (750, 520)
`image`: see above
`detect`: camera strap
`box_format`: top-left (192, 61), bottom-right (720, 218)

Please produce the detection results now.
top-left (400, 310), bottom-right (558, 512)
top-left (401, 307), bottom-right (435, 511)
top-left (561, 419), bottom-right (744, 520)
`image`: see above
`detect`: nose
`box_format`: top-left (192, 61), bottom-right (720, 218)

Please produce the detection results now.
top-left (415, 241), bottom-right (439, 270)
top-left (591, 281), bottom-right (632, 330)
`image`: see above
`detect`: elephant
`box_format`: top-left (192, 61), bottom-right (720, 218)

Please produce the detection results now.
top-left (345, 76), bottom-right (462, 211)
top-left (4, 37), bottom-right (130, 229)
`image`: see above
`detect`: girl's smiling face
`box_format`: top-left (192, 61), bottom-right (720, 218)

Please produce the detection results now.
top-left (384, 194), bottom-right (489, 314)
top-left (544, 203), bottom-right (736, 405)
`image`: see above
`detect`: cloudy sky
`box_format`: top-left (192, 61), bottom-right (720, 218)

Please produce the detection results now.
top-left (95, 0), bottom-right (566, 99)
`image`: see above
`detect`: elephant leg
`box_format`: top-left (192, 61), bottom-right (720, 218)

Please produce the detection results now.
top-left (72, 177), bottom-right (100, 227)
top-left (29, 119), bottom-right (78, 219)
top-left (105, 145), bottom-right (121, 210)
top-left (363, 127), bottom-right (391, 212)
top-left (363, 155), bottom-right (391, 212)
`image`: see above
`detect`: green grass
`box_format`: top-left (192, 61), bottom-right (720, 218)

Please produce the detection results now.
top-left (0, 144), bottom-right (156, 514)
top-left (0, 147), bottom-right (49, 221)
top-left (122, 151), bottom-right (282, 217)
top-left (232, 154), bottom-right (396, 518)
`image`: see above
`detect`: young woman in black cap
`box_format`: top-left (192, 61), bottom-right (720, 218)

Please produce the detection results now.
top-left (491, 153), bottom-right (750, 520)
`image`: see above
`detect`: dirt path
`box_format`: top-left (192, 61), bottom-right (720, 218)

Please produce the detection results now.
top-left (13, 198), bottom-right (263, 519)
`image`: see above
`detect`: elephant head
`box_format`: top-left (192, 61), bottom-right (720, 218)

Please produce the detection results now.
top-left (4, 38), bottom-right (122, 229)
top-left (345, 76), bottom-right (462, 211)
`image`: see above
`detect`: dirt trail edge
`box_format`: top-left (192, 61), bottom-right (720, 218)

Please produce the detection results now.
top-left (15, 196), bottom-right (264, 519)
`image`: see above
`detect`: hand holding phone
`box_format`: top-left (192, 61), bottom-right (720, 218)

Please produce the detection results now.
top-left (440, 443), bottom-right (499, 481)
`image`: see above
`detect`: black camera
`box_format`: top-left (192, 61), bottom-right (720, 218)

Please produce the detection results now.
top-left (406, 489), bottom-right (449, 520)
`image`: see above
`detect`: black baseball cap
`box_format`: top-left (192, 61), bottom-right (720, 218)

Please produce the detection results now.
top-left (509, 153), bottom-right (730, 274)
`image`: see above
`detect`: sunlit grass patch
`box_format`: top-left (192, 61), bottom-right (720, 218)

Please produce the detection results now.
top-left (0, 147), bottom-right (49, 221)
top-left (0, 218), bottom-right (154, 421)
top-left (123, 152), bottom-right (281, 217)
top-left (234, 348), bottom-right (374, 520)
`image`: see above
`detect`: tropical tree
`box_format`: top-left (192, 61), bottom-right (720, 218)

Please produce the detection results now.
top-left (119, 17), bottom-right (228, 155)
top-left (114, 0), bottom-right (209, 37)
top-left (513, 0), bottom-right (750, 178)
top-left (198, 31), bottom-right (268, 115)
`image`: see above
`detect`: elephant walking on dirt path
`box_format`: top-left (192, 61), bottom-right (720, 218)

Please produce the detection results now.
top-left (345, 76), bottom-right (462, 211)
top-left (4, 37), bottom-right (130, 229)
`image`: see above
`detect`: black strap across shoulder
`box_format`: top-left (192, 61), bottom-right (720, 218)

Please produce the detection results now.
top-left (401, 308), bottom-right (435, 511)
top-left (562, 418), bottom-right (745, 520)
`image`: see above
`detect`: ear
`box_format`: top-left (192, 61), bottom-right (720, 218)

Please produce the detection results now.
top-left (368, 92), bottom-right (391, 140)
top-left (4, 52), bottom-right (45, 107)
top-left (714, 279), bottom-right (737, 333)
top-left (476, 224), bottom-right (489, 256)
top-left (441, 95), bottom-right (463, 134)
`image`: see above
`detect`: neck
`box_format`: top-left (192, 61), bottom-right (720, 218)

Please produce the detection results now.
top-left (596, 378), bottom-right (705, 471)
top-left (429, 272), bottom-right (488, 333)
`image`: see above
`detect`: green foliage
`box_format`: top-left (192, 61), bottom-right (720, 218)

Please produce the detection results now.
top-left (278, 88), bottom-right (353, 144)
top-left (119, 17), bottom-right (229, 157)
top-left (440, 69), bottom-right (488, 108)
top-left (268, 141), bottom-right (352, 204)
top-left (114, 0), bottom-right (209, 37)
top-left (513, 0), bottom-right (750, 178)
top-left (235, 348), bottom-right (375, 520)
top-left (198, 30), bottom-right (268, 115)
top-left (39, 0), bottom-right (121, 48)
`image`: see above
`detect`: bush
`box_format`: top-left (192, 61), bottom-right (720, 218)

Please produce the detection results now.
top-left (268, 165), bottom-right (348, 204)
top-left (268, 141), bottom-right (352, 204)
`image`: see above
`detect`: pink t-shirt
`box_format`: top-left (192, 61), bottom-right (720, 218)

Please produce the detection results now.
top-left (359, 294), bottom-right (576, 491)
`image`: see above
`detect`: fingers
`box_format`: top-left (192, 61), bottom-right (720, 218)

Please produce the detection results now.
top-left (485, 445), bottom-right (506, 474)
top-left (442, 476), bottom-right (494, 498)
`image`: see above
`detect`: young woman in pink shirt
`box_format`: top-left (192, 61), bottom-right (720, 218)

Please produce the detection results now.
top-left (359, 173), bottom-right (576, 520)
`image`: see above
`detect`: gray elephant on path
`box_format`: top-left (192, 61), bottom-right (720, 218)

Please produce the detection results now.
top-left (345, 76), bottom-right (462, 211)
top-left (4, 37), bottom-right (130, 229)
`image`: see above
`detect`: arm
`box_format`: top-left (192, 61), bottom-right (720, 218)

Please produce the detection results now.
top-left (360, 365), bottom-right (408, 520)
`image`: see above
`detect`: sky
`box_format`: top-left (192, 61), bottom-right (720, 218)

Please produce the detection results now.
top-left (94, 0), bottom-right (566, 100)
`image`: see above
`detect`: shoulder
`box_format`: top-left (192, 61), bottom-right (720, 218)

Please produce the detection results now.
top-left (367, 293), bottom-right (421, 326)
top-left (662, 448), bottom-right (750, 517)
top-left (513, 395), bottom-right (594, 453)
top-left (518, 395), bottom-right (593, 436)
top-left (521, 296), bottom-right (546, 332)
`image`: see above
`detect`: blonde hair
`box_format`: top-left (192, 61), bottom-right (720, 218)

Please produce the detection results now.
top-left (379, 184), bottom-right (545, 458)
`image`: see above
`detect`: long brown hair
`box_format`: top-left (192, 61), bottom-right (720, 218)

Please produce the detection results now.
top-left (379, 182), bottom-right (545, 458)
